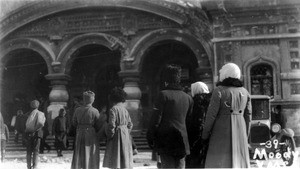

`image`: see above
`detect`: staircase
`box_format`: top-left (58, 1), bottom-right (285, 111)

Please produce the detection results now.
top-left (6, 130), bottom-right (150, 152)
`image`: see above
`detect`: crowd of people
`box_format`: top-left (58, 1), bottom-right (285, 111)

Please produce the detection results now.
top-left (0, 62), bottom-right (254, 169)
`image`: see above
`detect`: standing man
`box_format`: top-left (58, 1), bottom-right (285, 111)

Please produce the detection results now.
top-left (14, 110), bottom-right (27, 146)
top-left (147, 64), bottom-right (193, 168)
top-left (71, 91), bottom-right (101, 169)
top-left (25, 100), bottom-right (46, 169)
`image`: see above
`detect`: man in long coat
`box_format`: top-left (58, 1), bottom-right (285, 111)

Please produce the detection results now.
top-left (147, 64), bottom-right (193, 168)
top-left (202, 63), bottom-right (252, 168)
top-left (71, 91), bottom-right (101, 169)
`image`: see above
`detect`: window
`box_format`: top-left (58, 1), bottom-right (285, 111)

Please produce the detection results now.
top-left (291, 84), bottom-right (300, 95)
top-left (291, 61), bottom-right (300, 69)
top-left (251, 64), bottom-right (273, 96)
top-left (289, 40), bottom-right (300, 70)
top-left (290, 51), bottom-right (299, 58)
top-left (289, 41), bottom-right (298, 48)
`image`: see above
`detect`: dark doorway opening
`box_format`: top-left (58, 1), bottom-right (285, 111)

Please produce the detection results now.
top-left (140, 40), bottom-right (198, 128)
top-left (69, 44), bottom-right (122, 111)
top-left (1, 49), bottom-right (49, 126)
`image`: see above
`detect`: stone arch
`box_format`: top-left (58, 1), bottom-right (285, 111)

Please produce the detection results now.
top-left (243, 55), bottom-right (280, 97)
top-left (128, 28), bottom-right (213, 73)
top-left (0, 0), bottom-right (196, 40)
top-left (0, 38), bottom-right (54, 73)
top-left (58, 33), bottom-right (125, 74)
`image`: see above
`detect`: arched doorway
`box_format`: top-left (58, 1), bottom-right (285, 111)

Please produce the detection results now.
top-left (69, 44), bottom-right (122, 112)
top-left (1, 49), bottom-right (49, 125)
top-left (140, 40), bottom-right (203, 128)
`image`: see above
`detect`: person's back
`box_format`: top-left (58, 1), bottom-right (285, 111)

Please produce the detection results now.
top-left (201, 63), bottom-right (251, 168)
top-left (103, 87), bottom-right (133, 169)
top-left (148, 64), bottom-right (193, 169)
top-left (71, 91), bottom-right (100, 169)
top-left (186, 81), bottom-right (211, 168)
top-left (155, 88), bottom-right (193, 157)
top-left (158, 89), bottom-right (192, 131)
top-left (25, 100), bottom-right (46, 169)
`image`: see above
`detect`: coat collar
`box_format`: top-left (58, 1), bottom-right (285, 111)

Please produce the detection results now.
top-left (216, 77), bottom-right (243, 87)
top-left (164, 83), bottom-right (182, 90)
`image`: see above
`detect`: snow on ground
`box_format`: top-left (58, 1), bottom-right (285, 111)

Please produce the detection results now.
top-left (0, 150), bottom-right (157, 169)
top-left (1, 148), bottom-right (300, 169)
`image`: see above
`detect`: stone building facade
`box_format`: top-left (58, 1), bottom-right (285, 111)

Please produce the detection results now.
top-left (0, 0), bottom-right (299, 144)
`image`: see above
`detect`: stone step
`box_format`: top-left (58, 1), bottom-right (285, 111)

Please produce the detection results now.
top-left (7, 131), bottom-right (150, 151)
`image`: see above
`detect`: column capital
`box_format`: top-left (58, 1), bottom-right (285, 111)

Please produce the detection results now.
top-left (45, 73), bottom-right (71, 81)
top-left (45, 73), bottom-right (71, 85)
top-left (118, 70), bottom-right (140, 83)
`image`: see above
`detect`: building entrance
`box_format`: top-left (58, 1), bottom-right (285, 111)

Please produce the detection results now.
top-left (140, 40), bottom-right (202, 128)
top-left (1, 49), bottom-right (49, 125)
top-left (69, 44), bottom-right (122, 112)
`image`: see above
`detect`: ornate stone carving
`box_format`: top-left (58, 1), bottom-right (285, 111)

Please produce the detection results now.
top-left (11, 10), bottom-right (179, 39)
top-left (254, 47), bottom-right (274, 58)
top-left (185, 7), bottom-right (213, 42)
top-left (48, 17), bottom-right (65, 40)
top-left (121, 14), bottom-right (138, 36)
top-left (241, 39), bottom-right (279, 45)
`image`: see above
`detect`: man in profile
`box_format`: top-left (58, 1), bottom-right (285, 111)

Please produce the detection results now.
top-left (147, 64), bottom-right (193, 168)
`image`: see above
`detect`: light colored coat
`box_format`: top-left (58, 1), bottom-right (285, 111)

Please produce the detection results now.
top-left (202, 85), bottom-right (252, 168)
top-left (103, 103), bottom-right (133, 169)
top-left (71, 105), bottom-right (100, 169)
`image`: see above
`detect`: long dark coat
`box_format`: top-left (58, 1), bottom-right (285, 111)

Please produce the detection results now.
top-left (15, 114), bottom-right (27, 133)
top-left (148, 85), bottom-right (193, 157)
top-left (52, 115), bottom-right (68, 150)
top-left (186, 93), bottom-right (211, 168)
top-left (71, 105), bottom-right (101, 169)
top-left (202, 85), bottom-right (252, 168)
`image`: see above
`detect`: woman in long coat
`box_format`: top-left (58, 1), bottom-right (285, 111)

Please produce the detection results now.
top-left (201, 63), bottom-right (252, 168)
top-left (186, 81), bottom-right (211, 168)
top-left (71, 91), bottom-right (101, 169)
top-left (103, 87), bottom-right (133, 169)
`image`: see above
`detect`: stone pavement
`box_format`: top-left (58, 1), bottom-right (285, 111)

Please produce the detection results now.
top-left (1, 148), bottom-right (300, 169)
top-left (1, 150), bottom-right (157, 169)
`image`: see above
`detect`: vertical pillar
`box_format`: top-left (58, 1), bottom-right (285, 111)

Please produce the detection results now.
top-left (45, 73), bottom-right (70, 134)
top-left (119, 71), bottom-right (142, 131)
top-left (196, 68), bottom-right (214, 92)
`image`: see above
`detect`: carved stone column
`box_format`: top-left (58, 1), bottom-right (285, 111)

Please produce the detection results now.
top-left (196, 68), bottom-right (214, 92)
top-left (119, 71), bottom-right (142, 130)
top-left (45, 73), bottom-right (70, 134)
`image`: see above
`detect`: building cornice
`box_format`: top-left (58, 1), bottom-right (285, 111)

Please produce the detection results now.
top-left (212, 33), bottom-right (300, 43)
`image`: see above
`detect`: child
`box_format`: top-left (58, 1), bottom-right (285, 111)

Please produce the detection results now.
top-left (52, 108), bottom-right (68, 157)
top-left (0, 112), bottom-right (9, 162)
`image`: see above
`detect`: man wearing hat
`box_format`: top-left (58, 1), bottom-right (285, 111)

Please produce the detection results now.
top-left (25, 100), bottom-right (46, 169)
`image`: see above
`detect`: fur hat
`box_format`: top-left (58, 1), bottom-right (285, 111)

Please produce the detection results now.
top-left (219, 63), bottom-right (241, 82)
top-left (191, 81), bottom-right (209, 97)
top-left (30, 100), bottom-right (40, 109)
top-left (83, 91), bottom-right (95, 104)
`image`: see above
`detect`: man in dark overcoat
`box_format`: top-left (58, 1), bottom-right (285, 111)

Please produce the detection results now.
top-left (147, 64), bottom-right (193, 168)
